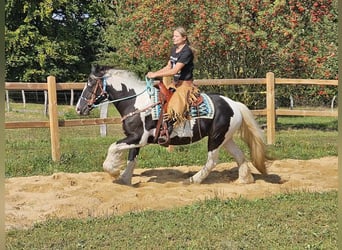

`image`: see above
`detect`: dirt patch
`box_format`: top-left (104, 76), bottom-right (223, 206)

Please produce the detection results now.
top-left (5, 157), bottom-right (338, 230)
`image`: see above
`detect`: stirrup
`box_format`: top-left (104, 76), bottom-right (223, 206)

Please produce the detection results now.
top-left (158, 119), bottom-right (173, 146)
top-left (158, 135), bottom-right (169, 145)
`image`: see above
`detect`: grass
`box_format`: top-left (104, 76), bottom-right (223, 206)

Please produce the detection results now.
top-left (5, 104), bottom-right (338, 177)
top-left (5, 103), bottom-right (338, 248)
top-left (5, 125), bottom-right (338, 177)
top-left (6, 191), bottom-right (337, 249)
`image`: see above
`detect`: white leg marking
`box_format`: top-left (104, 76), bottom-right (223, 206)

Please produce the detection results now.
top-left (223, 140), bottom-right (254, 184)
top-left (190, 150), bottom-right (219, 184)
top-left (103, 143), bottom-right (124, 177)
top-left (237, 161), bottom-right (254, 184)
top-left (223, 139), bottom-right (245, 166)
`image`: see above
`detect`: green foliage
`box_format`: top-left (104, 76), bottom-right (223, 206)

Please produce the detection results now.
top-left (98, 0), bottom-right (337, 107)
top-left (5, 1), bottom-right (338, 107)
top-left (276, 84), bottom-right (338, 107)
top-left (6, 191), bottom-right (337, 249)
top-left (5, 0), bottom-right (107, 82)
top-left (99, 0), bottom-right (337, 79)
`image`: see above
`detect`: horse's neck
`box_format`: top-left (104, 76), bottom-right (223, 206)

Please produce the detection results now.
top-left (106, 76), bottom-right (151, 117)
top-left (111, 92), bottom-right (152, 119)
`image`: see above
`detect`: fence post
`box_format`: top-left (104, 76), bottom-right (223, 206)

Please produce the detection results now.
top-left (70, 89), bottom-right (74, 106)
top-left (21, 90), bottom-right (26, 108)
top-left (266, 72), bottom-right (275, 145)
top-left (5, 90), bottom-right (10, 112)
top-left (100, 103), bottom-right (108, 137)
top-left (47, 76), bottom-right (61, 162)
top-left (44, 90), bottom-right (48, 116)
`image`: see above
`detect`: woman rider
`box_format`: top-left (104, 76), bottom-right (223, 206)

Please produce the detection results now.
top-left (146, 26), bottom-right (199, 144)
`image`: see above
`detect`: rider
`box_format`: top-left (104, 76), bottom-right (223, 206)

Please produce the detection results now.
top-left (146, 26), bottom-right (199, 144)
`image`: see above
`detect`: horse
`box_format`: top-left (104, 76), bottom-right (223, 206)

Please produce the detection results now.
top-left (76, 65), bottom-right (268, 185)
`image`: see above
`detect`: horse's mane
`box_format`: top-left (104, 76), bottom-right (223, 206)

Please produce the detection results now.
top-left (91, 65), bottom-right (145, 90)
top-left (107, 69), bottom-right (141, 82)
top-left (90, 65), bottom-right (141, 82)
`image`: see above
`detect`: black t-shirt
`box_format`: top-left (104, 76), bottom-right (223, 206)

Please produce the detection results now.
top-left (170, 44), bottom-right (194, 81)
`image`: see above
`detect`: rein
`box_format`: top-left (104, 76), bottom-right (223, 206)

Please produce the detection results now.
top-left (88, 77), bottom-right (155, 108)
top-left (84, 76), bottom-right (159, 120)
top-left (121, 101), bottom-right (160, 122)
top-left (119, 77), bottom-right (159, 121)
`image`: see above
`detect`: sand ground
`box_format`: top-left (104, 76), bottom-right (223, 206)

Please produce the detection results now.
top-left (5, 157), bottom-right (338, 230)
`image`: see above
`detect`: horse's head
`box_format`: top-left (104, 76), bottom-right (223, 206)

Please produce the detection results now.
top-left (76, 65), bottom-right (109, 115)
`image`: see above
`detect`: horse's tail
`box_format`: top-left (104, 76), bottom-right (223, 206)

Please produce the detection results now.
top-left (236, 101), bottom-right (267, 175)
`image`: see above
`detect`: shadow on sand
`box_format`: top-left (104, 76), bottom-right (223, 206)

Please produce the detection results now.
top-left (136, 166), bottom-right (283, 185)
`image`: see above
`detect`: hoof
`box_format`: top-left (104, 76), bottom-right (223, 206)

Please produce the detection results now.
top-left (182, 179), bottom-right (191, 185)
top-left (105, 169), bottom-right (120, 178)
top-left (236, 177), bottom-right (254, 184)
top-left (113, 178), bottom-right (132, 186)
top-left (187, 176), bottom-right (202, 185)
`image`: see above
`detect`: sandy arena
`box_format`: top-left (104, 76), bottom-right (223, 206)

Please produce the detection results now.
top-left (5, 157), bottom-right (338, 230)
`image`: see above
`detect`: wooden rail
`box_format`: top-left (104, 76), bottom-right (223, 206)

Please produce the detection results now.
top-left (5, 118), bottom-right (122, 129)
top-left (5, 73), bottom-right (338, 161)
top-left (5, 82), bottom-right (85, 90)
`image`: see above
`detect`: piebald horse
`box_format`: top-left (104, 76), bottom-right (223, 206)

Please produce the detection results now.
top-left (76, 65), bottom-right (268, 185)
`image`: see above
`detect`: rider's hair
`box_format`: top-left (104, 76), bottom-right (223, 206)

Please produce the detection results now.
top-left (174, 26), bottom-right (198, 61)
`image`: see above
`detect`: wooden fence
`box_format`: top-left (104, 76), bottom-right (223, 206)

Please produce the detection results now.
top-left (5, 73), bottom-right (338, 162)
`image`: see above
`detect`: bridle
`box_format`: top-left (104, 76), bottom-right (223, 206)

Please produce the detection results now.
top-left (80, 77), bottom-right (108, 110)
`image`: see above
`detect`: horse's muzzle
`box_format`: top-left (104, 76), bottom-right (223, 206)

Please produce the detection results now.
top-left (76, 105), bottom-right (91, 116)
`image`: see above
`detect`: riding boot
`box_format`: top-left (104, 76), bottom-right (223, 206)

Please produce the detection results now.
top-left (158, 120), bottom-right (174, 145)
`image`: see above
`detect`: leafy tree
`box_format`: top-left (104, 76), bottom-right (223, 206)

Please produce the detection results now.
top-left (6, 0), bottom-right (337, 107)
top-left (260, 0), bottom-right (338, 106)
top-left (99, 0), bottom-right (337, 78)
top-left (98, 0), bottom-right (337, 107)
top-left (5, 0), bottom-right (107, 82)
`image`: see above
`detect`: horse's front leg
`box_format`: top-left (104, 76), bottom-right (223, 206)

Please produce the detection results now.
top-left (103, 141), bottom-right (140, 185)
top-left (117, 147), bottom-right (140, 185)
top-left (103, 142), bottom-right (125, 178)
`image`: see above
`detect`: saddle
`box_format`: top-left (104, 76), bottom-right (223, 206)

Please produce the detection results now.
top-left (154, 81), bottom-right (204, 146)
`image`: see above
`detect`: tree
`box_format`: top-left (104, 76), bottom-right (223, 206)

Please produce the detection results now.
top-left (98, 0), bottom-right (336, 79)
top-left (6, 0), bottom-right (337, 107)
top-left (98, 0), bottom-right (337, 107)
top-left (5, 0), bottom-right (107, 82)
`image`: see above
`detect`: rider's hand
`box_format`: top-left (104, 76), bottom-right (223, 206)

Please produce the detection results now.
top-left (146, 72), bottom-right (156, 79)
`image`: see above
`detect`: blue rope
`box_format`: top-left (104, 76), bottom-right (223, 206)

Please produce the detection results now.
top-left (102, 77), bottom-right (107, 92)
top-left (145, 77), bottom-right (155, 96)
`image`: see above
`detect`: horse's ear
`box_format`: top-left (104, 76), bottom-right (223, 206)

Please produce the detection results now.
top-left (91, 64), bottom-right (99, 74)
top-left (91, 64), bottom-right (106, 76)
top-left (99, 66), bottom-right (107, 75)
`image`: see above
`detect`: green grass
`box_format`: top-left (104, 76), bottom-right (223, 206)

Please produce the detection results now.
top-left (5, 125), bottom-right (338, 177)
top-left (5, 104), bottom-right (338, 177)
top-left (6, 191), bottom-right (337, 249)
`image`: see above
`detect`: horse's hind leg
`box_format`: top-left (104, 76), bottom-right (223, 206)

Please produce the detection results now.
top-left (189, 149), bottom-right (220, 184)
top-left (223, 139), bottom-right (254, 184)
